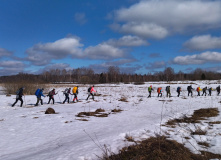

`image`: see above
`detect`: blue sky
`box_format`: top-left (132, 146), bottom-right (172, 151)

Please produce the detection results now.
top-left (1, 0), bottom-right (221, 76)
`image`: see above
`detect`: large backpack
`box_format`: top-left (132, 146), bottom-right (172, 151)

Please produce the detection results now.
top-left (48, 90), bottom-right (53, 96)
top-left (88, 87), bottom-right (91, 92)
top-left (16, 88), bottom-right (22, 95)
top-left (72, 87), bottom-right (77, 94)
top-left (157, 87), bottom-right (161, 93)
top-left (196, 87), bottom-right (199, 92)
top-left (35, 88), bottom-right (40, 96)
top-left (64, 88), bottom-right (68, 94)
top-left (177, 87), bottom-right (180, 92)
top-left (166, 86), bottom-right (169, 92)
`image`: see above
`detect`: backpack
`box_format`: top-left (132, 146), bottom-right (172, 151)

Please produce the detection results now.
top-left (187, 86), bottom-right (191, 91)
top-left (196, 87), bottom-right (199, 92)
top-left (177, 87), bottom-right (180, 92)
top-left (157, 87), bottom-right (161, 93)
top-left (35, 88), bottom-right (40, 96)
top-left (64, 88), bottom-right (68, 94)
top-left (166, 86), bottom-right (169, 92)
top-left (72, 87), bottom-right (77, 94)
top-left (48, 91), bottom-right (53, 96)
top-left (16, 88), bottom-right (22, 95)
top-left (88, 87), bottom-right (91, 92)
top-left (148, 87), bottom-right (152, 92)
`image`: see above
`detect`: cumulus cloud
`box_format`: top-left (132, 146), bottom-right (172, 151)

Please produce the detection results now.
top-left (172, 51), bottom-right (221, 65)
top-left (74, 12), bottom-right (87, 25)
top-left (183, 35), bottom-right (221, 51)
top-left (106, 35), bottom-right (148, 47)
top-left (0, 60), bottom-right (25, 76)
top-left (112, 0), bottom-right (221, 39)
top-left (25, 36), bottom-right (84, 65)
top-left (0, 48), bottom-right (13, 57)
top-left (84, 43), bottom-right (126, 60)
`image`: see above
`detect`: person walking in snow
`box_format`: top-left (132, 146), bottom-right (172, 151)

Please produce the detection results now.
top-left (148, 85), bottom-right (154, 98)
top-left (196, 86), bottom-right (201, 96)
top-left (187, 85), bottom-right (193, 96)
top-left (72, 86), bottom-right (79, 102)
top-left (35, 88), bottom-right (45, 106)
top-left (47, 89), bottom-right (56, 104)
top-left (216, 85), bottom-right (220, 96)
top-left (12, 87), bottom-right (25, 107)
top-left (166, 86), bottom-right (171, 97)
top-left (86, 85), bottom-right (96, 100)
top-left (157, 87), bottom-right (162, 97)
top-left (177, 87), bottom-right (181, 97)
top-left (202, 87), bottom-right (207, 96)
top-left (63, 88), bottom-right (71, 104)
top-left (208, 87), bottom-right (213, 96)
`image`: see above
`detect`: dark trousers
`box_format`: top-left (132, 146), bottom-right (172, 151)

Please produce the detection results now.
top-left (48, 96), bottom-right (54, 104)
top-left (63, 95), bottom-right (69, 103)
top-left (86, 93), bottom-right (94, 100)
top-left (35, 97), bottom-right (43, 106)
top-left (188, 91), bottom-right (192, 96)
top-left (218, 91), bottom-right (220, 96)
top-left (158, 93), bottom-right (162, 97)
top-left (197, 92), bottom-right (200, 96)
top-left (177, 91), bottom-right (180, 97)
top-left (202, 91), bottom-right (206, 96)
top-left (12, 97), bottom-right (23, 107)
top-left (148, 91), bottom-right (152, 97)
top-left (167, 92), bottom-right (171, 97)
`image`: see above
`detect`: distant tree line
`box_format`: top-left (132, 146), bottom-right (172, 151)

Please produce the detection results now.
top-left (0, 67), bottom-right (220, 84)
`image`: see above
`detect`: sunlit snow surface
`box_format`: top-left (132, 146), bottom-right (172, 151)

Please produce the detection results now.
top-left (0, 81), bottom-right (221, 160)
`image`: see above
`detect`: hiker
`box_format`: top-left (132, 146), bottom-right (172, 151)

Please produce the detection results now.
top-left (86, 85), bottom-right (96, 100)
top-left (72, 86), bottom-right (79, 102)
top-left (202, 87), bottom-right (207, 96)
top-left (157, 87), bottom-right (162, 97)
top-left (12, 87), bottom-right (25, 107)
top-left (148, 85), bottom-right (154, 98)
top-left (63, 88), bottom-right (71, 104)
top-left (187, 85), bottom-right (193, 96)
top-left (166, 86), bottom-right (171, 97)
top-left (216, 85), bottom-right (220, 96)
top-left (35, 88), bottom-right (45, 106)
top-left (47, 89), bottom-right (56, 104)
top-left (177, 87), bottom-right (181, 97)
top-left (208, 87), bottom-right (213, 96)
top-left (196, 86), bottom-right (201, 96)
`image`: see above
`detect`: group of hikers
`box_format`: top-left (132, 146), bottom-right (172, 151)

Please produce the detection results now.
top-left (11, 84), bottom-right (221, 107)
top-left (11, 85), bottom-right (96, 107)
top-left (148, 85), bottom-right (221, 98)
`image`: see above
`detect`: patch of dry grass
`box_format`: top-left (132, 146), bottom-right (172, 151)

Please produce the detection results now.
top-left (166, 108), bottom-right (219, 126)
top-left (102, 136), bottom-right (207, 160)
top-left (118, 97), bottom-right (128, 102)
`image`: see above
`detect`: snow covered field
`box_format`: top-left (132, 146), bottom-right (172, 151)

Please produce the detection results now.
top-left (0, 81), bottom-right (221, 160)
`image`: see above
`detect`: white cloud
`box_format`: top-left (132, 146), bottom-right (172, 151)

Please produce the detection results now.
top-left (0, 60), bottom-right (25, 68)
top-left (172, 51), bottom-right (221, 65)
top-left (120, 22), bottom-right (168, 39)
top-left (106, 35), bottom-right (149, 47)
top-left (112, 0), bottom-right (221, 39)
top-left (183, 35), bottom-right (221, 51)
top-left (26, 36), bottom-right (83, 65)
top-left (0, 48), bottom-right (13, 57)
top-left (84, 43), bottom-right (126, 60)
top-left (0, 60), bottom-right (25, 76)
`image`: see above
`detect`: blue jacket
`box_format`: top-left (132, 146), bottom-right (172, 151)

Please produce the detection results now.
top-left (37, 90), bottom-right (45, 98)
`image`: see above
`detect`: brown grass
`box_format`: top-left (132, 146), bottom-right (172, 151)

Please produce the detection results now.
top-left (198, 142), bottom-right (210, 148)
top-left (102, 136), bottom-right (207, 160)
top-left (118, 97), bottom-right (128, 102)
top-left (166, 108), bottom-right (219, 126)
top-left (76, 108), bottom-right (108, 118)
top-left (111, 109), bottom-right (123, 113)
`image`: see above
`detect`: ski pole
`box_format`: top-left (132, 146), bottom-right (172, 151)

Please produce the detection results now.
top-left (24, 95), bottom-right (27, 106)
